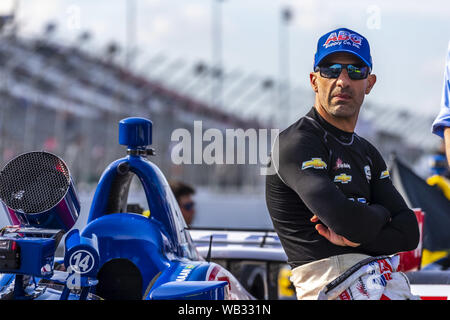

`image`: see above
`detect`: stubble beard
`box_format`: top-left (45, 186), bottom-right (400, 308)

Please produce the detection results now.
top-left (327, 102), bottom-right (359, 118)
top-left (321, 93), bottom-right (359, 119)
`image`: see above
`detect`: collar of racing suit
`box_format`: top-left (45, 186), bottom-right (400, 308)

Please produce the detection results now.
top-left (308, 107), bottom-right (355, 144)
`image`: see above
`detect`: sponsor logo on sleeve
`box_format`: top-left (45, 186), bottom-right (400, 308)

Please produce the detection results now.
top-left (380, 170), bottom-right (390, 179)
top-left (301, 158), bottom-right (327, 170)
top-left (348, 197), bottom-right (368, 204)
top-left (357, 197), bottom-right (367, 204)
top-left (364, 165), bottom-right (371, 181)
top-left (334, 173), bottom-right (352, 184)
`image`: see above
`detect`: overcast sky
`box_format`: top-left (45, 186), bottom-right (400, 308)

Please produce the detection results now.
top-left (1, 0), bottom-right (449, 117)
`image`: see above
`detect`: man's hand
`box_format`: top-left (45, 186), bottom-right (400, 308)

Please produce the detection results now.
top-left (310, 215), bottom-right (361, 247)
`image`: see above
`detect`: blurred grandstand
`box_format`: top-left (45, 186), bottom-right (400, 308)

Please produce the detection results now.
top-left (0, 14), bottom-right (442, 192)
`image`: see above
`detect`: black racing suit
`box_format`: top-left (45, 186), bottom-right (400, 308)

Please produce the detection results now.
top-left (265, 107), bottom-right (420, 269)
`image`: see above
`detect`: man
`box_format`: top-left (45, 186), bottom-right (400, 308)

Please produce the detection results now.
top-left (265, 27), bottom-right (420, 299)
top-left (432, 41), bottom-right (450, 167)
top-left (169, 180), bottom-right (196, 226)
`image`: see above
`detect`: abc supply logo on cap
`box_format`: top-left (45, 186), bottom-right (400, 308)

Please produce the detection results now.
top-left (323, 30), bottom-right (363, 49)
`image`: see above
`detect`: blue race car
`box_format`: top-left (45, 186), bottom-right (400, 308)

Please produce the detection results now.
top-left (0, 117), bottom-right (253, 300)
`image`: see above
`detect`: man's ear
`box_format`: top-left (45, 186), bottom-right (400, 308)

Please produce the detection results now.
top-left (365, 74), bottom-right (377, 94)
top-left (310, 72), bottom-right (318, 93)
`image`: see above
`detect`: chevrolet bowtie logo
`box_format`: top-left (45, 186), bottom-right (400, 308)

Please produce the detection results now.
top-left (334, 173), bottom-right (352, 184)
top-left (380, 170), bottom-right (390, 179)
top-left (302, 158), bottom-right (327, 170)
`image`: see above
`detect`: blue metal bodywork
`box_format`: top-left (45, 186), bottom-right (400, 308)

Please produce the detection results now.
top-left (87, 154), bottom-right (198, 261)
top-left (150, 281), bottom-right (228, 300)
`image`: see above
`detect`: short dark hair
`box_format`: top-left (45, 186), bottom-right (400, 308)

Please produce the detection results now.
top-left (169, 180), bottom-right (195, 201)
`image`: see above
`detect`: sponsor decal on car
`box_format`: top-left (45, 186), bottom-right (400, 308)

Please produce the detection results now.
top-left (176, 264), bottom-right (196, 281)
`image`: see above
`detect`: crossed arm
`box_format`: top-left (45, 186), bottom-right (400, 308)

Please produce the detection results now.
top-left (299, 177), bottom-right (420, 255)
top-left (276, 131), bottom-right (420, 255)
top-left (308, 151), bottom-right (420, 255)
top-left (339, 162), bottom-right (420, 255)
top-left (311, 178), bottom-right (420, 256)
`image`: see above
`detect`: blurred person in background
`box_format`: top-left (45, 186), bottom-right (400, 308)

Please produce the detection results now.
top-left (169, 180), bottom-right (196, 227)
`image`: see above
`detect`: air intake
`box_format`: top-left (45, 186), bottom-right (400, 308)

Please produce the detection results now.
top-left (0, 151), bottom-right (80, 231)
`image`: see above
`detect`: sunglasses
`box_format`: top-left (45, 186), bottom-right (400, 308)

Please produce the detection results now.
top-left (314, 63), bottom-right (370, 80)
top-left (182, 201), bottom-right (195, 211)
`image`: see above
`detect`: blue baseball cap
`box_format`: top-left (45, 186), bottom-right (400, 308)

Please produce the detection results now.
top-left (314, 28), bottom-right (373, 71)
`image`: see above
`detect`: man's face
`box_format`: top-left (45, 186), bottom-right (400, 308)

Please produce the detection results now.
top-left (310, 52), bottom-right (376, 119)
top-left (178, 194), bottom-right (195, 226)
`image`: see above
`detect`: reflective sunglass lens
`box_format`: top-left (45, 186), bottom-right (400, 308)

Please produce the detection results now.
top-left (321, 64), bottom-right (342, 78)
top-left (347, 65), bottom-right (368, 79)
top-left (318, 63), bottom-right (369, 79)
